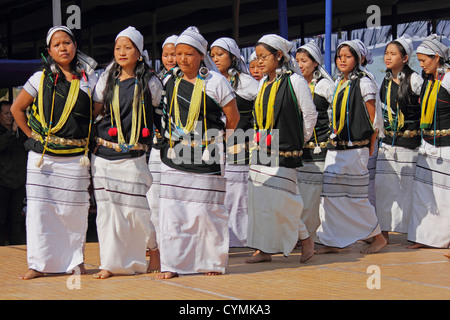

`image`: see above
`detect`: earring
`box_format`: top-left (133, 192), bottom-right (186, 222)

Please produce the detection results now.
top-left (397, 71), bottom-right (405, 81)
top-left (385, 71), bottom-right (393, 80)
top-left (228, 68), bottom-right (237, 77)
top-left (313, 70), bottom-right (321, 80)
top-left (199, 66), bottom-right (210, 79)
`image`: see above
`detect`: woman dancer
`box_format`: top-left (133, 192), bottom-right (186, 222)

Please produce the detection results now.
top-left (375, 35), bottom-right (423, 242)
top-left (12, 26), bottom-right (99, 279)
top-left (407, 34), bottom-right (450, 249)
top-left (210, 37), bottom-right (259, 247)
top-left (295, 40), bottom-right (335, 243)
top-left (91, 26), bottom-right (163, 278)
top-left (316, 41), bottom-right (387, 254)
top-left (157, 27), bottom-right (240, 279)
top-left (246, 34), bottom-right (317, 264)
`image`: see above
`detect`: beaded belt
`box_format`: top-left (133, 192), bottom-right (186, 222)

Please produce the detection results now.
top-left (303, 141), bottom-right (329, 149)
top-left (171, 136), bottom-right (222, 148)
top-left (31, 131), bottom-right (87, 147)
top-left (330, 139), bottom-right (370, 147)
top-left (96, 137), bottom-right (149, 152)
top-left (227, 142), bottom-right (249, 154)
top-left (384, 129), bottom-right (420, 138)
top-left (256, 145), bottom-right (303, 158)
top-left (422, 129), bottom-right (450, 137)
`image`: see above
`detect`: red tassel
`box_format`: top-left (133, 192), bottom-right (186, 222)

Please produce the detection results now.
top-left (108, 127), bottom-right (118, 137)
top-left (142, 127), bottom-right (150, 137)
top-left (266, 133), bottom-right (272, 146)
top-left (255, 131), bottom-right (261, 143)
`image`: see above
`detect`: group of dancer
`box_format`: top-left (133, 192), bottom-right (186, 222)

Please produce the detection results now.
top-left (10, 24), bottom-right (449, 280)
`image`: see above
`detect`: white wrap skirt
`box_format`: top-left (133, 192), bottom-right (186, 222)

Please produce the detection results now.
top-left (26, 151), bottom-right (90, 273)
top-left (408, 141), bottom-right (450, 248)
top-left (297, 161), bottom-right (325, 243)
top-left (247, 165), bottom-right (308, 256)
top-left (375, 143), bottom-right (418, 233)
top-left (158, 163), bottom-right (229, 274)
top-left (317, 148), bottom-right (381, 248)
top-left (224, 164), bottom-right (249, 247)
top-left (92, 154), bottom-right (154, 274)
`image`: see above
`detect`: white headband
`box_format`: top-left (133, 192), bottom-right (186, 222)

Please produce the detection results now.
top-left (116, 26), bottom-right (144, 54)
top-left (338, 40), bottom-right (362, 64)
top-left (258, 34), bottom-right (293, 60)
top-left (298, 40), bottom-right (333, 83)
top-left (176, 26), bottom-right (208, 55)
top-left (417, 34), bottom-right (449, 61)
top-left (395, 34), bottom-right (414, 59)
top-left (46, 26), bottom-right (74, 46)
top-left (162, 35), bottom-right (178, 48)
top-left (353, 39), bottom-right (373, 64)
top-left (299, 40), bottom-right (323, 65)
top-left (211, 37), bottom-right (249, 73)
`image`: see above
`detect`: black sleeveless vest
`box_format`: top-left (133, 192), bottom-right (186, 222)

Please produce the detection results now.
top-left (251, 73), bottom-right (305, 168)
top-left (329, 74), bottom-right (374, 150)
top-left (379, 76), bottom-right (421, 149)
top-left (160, 76), bottom-right (225, 175)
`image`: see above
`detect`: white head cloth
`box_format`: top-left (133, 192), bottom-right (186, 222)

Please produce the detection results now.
top-left (395, 34), bottom-right (414, 59)
top-left (298, 40), bottom-right (334, 82)
top-left (46, 26), bottom-right (74, 46)
top-left (211, 37), bottom-right (249, 73)
top-left (257, 34), bottom-right (303, 76)
top-left (176, 26), bottom-right (218, 73)
top-left (353, 39), bottom-right (373, 64)
top-left (249, 51), bottom-right (257, 63)
top-left (162, 35), bottom-right (178, 48)
top-left (46, 26), bottom-right (97, 76)
top-left (338, 40), bottom-right (362, 65)
top-left (417, 34), bottom-right (450, 62)
top-left (115, 26), bottom-right (150, 66)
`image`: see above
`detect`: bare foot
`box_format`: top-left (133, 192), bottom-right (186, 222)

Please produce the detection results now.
top-left (18, 269), bottom-right (43, 280)
top-left (245, 250), bottom-right (272, 263)
top-left (93, 269), bottom-right (113, 279)
top-left (205, 272), bottom-right (222, 276)
top-left (361, 234), bottom-right (387, 254)
top-left (315, 245), bottom-right (339, 254)
top-left (147, 248), bottom-right (161, 273)
top-left (444, 253), bottom-right (450, 259)
top-left (75, 263), bottom-right (87, 274)
top-left (382, 231), bottom-right (390, 244)
top-left (406, 243), bottom-right (429, 249)
top-left (299, 237), bottom-right (314, 263)
top-left (156, 272), bottom-right (179, 279)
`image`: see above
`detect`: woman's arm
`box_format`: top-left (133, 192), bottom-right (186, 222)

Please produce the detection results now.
top-left (11, 89), bottom-right (35, 138)
top-left (222, 98), bottom-right (240, 139)
top-left (365, 98), bottom-right (377, 156)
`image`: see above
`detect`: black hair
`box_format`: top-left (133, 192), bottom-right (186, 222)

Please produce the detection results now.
top-left (384, 40), bottom-right (416, 109)
top-left (0, 100), bottom-right (12, 109)
top-left (102, 40), bottom-right (158, 111)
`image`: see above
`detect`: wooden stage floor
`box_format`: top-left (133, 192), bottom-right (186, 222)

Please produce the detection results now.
top-left (1, 233), bottom-right (449, 301)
